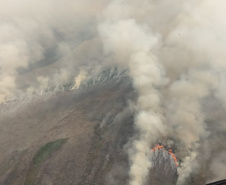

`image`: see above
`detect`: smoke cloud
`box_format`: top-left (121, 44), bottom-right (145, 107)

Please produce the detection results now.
top-left (98, 0), bottom-right (226, 184)
top-left (98, 18), bottom-right (166, 185)
top-left (1, 0), bottom-right (226, 184)
top-left (0, 0), bottom-right (107, 101)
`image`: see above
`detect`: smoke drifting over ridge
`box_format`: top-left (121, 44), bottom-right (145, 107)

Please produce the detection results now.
top-left (1, 0), bottom-right (226, 184)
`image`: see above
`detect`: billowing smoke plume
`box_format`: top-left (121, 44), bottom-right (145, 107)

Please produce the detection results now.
top-left (1, 0), bottom-right (226, 184)
top-left (98, 0), bottom-right (226, 184)
top-left (99, 18), bottom-right (166, 185)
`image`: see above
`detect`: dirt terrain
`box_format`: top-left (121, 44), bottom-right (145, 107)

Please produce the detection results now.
top-left (0, 77), bottom-right (135, 185)
top-left (0, 76), bottom-right (208, 185)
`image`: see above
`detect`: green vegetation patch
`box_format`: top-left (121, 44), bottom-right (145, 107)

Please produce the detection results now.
top-left (33, 138), bottom-right (67, 168)
top-left (25, 138), bottom-right (67, 185)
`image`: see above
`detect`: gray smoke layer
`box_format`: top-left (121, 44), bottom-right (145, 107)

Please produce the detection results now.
top-left (0, 0), bottom-right (108, 101)
top-left (1, 0), bottom-right (226, 184)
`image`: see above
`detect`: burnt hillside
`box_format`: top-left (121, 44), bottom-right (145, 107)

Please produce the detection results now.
top-left (0, 77), bottom-right (134, 185)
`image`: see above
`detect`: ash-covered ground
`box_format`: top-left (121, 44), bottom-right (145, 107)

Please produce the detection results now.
top-left (0, 76), bottom-right (208, 185)
top-left (148, 149), bottom-right (178, 185)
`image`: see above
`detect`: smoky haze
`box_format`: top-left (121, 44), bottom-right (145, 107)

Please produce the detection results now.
top-left (1, 0), bottom-right (226, 185)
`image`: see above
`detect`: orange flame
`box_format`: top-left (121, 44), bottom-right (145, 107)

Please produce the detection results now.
top-left (168, 149), bottom-right (178, 167)
top-left (151, 145), bottom-right (178, 167)
top-left (151, 144), bottom-right (164, 152)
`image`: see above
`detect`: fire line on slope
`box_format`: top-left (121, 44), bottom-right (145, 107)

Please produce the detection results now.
top-left (151, 144), bottom-right (179, 167)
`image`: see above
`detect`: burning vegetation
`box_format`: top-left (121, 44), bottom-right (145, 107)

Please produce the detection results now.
top-left (151, 144), bottom-right (179, 167)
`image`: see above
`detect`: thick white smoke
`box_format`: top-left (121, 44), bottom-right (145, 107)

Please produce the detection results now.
top-left (98, 0), bottom-right (226, 184)
top-left (98, 18), bottom-right (166, 185)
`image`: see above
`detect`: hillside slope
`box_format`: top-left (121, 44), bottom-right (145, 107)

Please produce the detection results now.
top-left (0, 77), bottom-right (134, 185)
